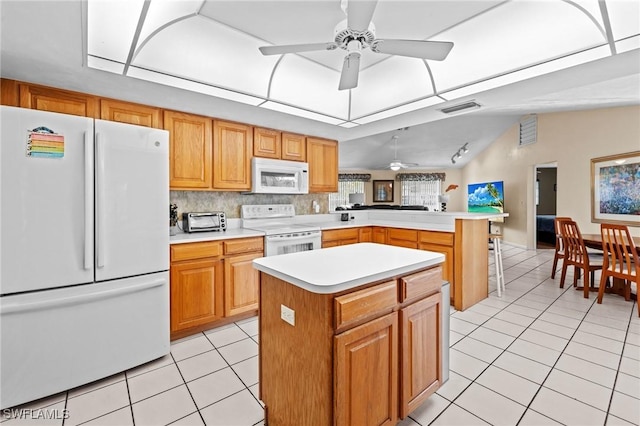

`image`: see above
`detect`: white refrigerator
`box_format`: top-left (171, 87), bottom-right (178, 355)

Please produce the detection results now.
top-left (0, 106), bottom-right (170, 409)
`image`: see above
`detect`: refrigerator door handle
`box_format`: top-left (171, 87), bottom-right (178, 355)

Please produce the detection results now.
top-left (0, 278), bottom-right (166, 315)
top-left (84, 131), bottom-right (93, 270)
top-left (96, 133), bottom-right (106, 269)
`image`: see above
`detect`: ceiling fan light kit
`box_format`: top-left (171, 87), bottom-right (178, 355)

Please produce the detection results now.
top-left (258, 0), bottom-right (454, 90)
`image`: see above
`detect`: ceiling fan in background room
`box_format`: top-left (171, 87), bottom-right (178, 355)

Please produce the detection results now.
top-left (380, 135), bottom-right (420, 171)
top-left (258, 0), bottom-right (454, 90)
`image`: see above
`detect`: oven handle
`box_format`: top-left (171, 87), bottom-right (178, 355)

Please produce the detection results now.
top-left (266, 232), bottom-right (321, 241)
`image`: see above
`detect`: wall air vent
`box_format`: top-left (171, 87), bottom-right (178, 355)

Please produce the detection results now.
top-left (519, 115), bottom-right (537, 147)
top-left (439, 101), bottom-right (481, 114)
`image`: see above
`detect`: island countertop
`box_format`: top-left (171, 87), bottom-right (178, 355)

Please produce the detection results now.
top-left (253, 242), bottom-right (445, 294)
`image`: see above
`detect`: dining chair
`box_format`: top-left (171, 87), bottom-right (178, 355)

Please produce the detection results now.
top-left (598, 224), bottom-right (639, 316)
top-left (551, 216), bottom-right (572, 279)
top-left (558, 220), bottom-right (604, 298)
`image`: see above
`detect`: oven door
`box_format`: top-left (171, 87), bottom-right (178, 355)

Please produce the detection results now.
top-left (265, 231), bottom-right (321, 256)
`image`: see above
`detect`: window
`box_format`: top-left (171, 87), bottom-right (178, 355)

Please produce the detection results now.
top-left (328, 174), bottom-right (370, 212)
top-left (397, 173), bottom-right (445, 211)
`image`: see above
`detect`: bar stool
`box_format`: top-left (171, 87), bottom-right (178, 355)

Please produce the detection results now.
top-left (490, 233), bottom-right (506, 297)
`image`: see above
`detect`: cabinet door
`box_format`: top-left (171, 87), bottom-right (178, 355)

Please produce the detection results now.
top-left (100, 99), bottom-right (162, 128)
top-left (170, 258), bottom-right (224, 332)
top-left (253, 127), bottom-right (281, 159)
top-left (19, 84), bottom-right (98, 117)
top-left (373, 227), bottom-right (387, 244)
top-left (307, 137), bottom-right (338, 193)
top-left (213, 120), bottom-right (253, 190)
top-left (359, 227), bottom-right (373, 243)
top-left (224, 252), bottom-right (262, 317)
top-left (164, 110), bottom-right (212, 189)
top-left (400, 292), bottom-right (442, 418)
top-left (387, 228), bottom-right (418, 249)
top-left (334, 312), bottom-right (398, 426)
top-left (281, 132), bottom-right (306, 162)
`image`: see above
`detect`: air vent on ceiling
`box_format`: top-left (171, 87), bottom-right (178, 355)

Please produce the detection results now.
top-left (439, 101), bottom-right (481, 114)
top-left (519, 115), bottom-right (537, 147)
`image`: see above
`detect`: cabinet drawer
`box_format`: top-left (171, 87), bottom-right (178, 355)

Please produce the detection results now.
top-left (419, 231), bottom-right (453, 246)
top-left (399, 267), bottom-right (442, 303)
top-left (322, 228), bottom-right (359, 242)
top-left (387, 228), bottom-right (418, 242)
top-left (224, 237), bottom-right (264, 255)
top-left (171, 241), bottom-right (223, 262)
top-left (335, 281), bottom-right (397, 331)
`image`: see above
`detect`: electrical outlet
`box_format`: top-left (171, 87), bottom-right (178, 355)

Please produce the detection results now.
top-left (281, 304), bottom-right (295, 326)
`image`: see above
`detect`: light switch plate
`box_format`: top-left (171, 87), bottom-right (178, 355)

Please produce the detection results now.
top-left (281, 304), bottom-right (295, 326)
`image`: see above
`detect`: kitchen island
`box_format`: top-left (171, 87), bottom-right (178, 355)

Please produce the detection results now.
top-left (253, 243), bottom-right (446, 426)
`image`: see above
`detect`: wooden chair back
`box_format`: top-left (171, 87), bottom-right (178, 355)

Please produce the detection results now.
top-left (559, 220), bottom-right (589, 267)
top-left (554, 216), bottom-right (572, 253)
top-left (600, 223), bottom-right (639, 281)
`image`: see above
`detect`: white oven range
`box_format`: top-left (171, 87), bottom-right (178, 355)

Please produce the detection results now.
top-left (241, 204), bottom-right (321, 256)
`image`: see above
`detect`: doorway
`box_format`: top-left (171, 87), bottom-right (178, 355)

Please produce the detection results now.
top-left (535, 163), bottom-right (558, 249)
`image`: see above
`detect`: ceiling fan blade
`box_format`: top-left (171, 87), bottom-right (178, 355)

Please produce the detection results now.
top-left (259, 42), bottom-right (337, 56)
top-left (371, 39), bottom-right (454, 61)
top-left (347, 0), bottom-right (378, 32)
top-left (338, 52), bottom-right (361, 90)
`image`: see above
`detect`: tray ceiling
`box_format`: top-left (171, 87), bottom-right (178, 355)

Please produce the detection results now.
top-left (87, 0), bottom-right (640, 128)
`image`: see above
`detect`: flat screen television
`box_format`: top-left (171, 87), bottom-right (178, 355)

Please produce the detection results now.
top-left (468, 181), bottom-right (505, 222)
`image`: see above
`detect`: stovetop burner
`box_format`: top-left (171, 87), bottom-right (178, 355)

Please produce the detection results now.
top-left (241, 204), bottom-right (320, 236)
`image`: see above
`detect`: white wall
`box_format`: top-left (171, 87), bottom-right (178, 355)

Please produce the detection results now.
top-left (463, 106), bottom-right (640, 247)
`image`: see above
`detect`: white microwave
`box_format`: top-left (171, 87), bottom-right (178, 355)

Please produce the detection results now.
top-left (251, 157), bottom-right (309, 194)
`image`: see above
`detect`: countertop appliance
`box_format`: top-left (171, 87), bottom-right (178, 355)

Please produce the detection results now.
top-left (241, 204), bottom-right (320, 256)
top-left (0, 106), bottom-right (170, 409)
top-left (183, 211), bottom-right (226, 232)
top-left (251, 157), bottom-right (309, 194)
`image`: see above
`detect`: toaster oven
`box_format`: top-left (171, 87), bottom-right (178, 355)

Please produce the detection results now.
top-left (182, 212), bottom-right (226, 233)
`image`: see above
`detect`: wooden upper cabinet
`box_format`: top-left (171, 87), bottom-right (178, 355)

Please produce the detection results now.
top-left (213, 120), bottom-right (253, 190)
top-left (100, 99), bottom-right (162, 128)
top-left (19, 83), bottom-right (98, 118)
top-left (164, 110), bottom-right (213, 190)
top-left (253, 127), bottom-right (281, 159)
top-left (281, 132), bottom-right (306, 162)
top-left (307, 137), bottom-right (338, 193)
top-left (0, 79), bottom-right (19, 106)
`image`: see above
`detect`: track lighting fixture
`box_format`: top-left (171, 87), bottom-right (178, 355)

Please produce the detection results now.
top-left (451, 143), bottom-right (470, 164)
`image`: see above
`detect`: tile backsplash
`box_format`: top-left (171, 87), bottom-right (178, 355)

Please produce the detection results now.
top-left (170, 191), bottom-right (330, 218)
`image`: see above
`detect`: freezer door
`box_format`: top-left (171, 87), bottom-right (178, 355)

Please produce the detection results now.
top-left (94, 120), bottom-right (169, 281)
top-left (0, 272), bottom-right (169, 409)
top-left (0, 106), bottom-right (94, 294)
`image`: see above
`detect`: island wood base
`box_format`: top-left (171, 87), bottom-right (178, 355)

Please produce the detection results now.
top-left (258, 264), bottom-right (443, 426)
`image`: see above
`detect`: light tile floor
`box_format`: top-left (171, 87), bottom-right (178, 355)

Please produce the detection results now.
top-left (3, 245), bottom-right (639, 425)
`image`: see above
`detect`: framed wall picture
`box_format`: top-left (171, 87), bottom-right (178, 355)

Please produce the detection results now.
top-left (373, 180), bottom-right (394, 202)
top-left (591, 151), bottom-right (640, 226)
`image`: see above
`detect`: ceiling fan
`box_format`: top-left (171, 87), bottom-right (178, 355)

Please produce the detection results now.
top-left (258, 0), bottom-right (454, 90)
top-left (383, 135), bottom-right (419, 171)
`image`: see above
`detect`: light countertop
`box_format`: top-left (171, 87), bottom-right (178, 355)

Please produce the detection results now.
top-left (170, 228), bottom-right (264, 244)
top-left (253, 242), bottom-right (445, 294)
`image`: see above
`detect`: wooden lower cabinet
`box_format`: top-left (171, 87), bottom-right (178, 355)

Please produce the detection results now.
top-left (322, 228), bottom-right (359, 248)
top-left (335, 312), bottom-right (398, 426)
top-left (224, 252), bottom-right (261, 317)
top-left (170, 237), bottom-right (263, 338)
top-left (359, 226), bottom-right (373, 242)
top-left (260, 265), bottom-right (442, 425)
top-left (373, 227), bottom-right (387, 244)
top-left (387, 228), bottom-right (418, 249)
top-left (400, 292), bottom-right (442, 417)
top-left (170, 258), bottom-right (224, 332)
